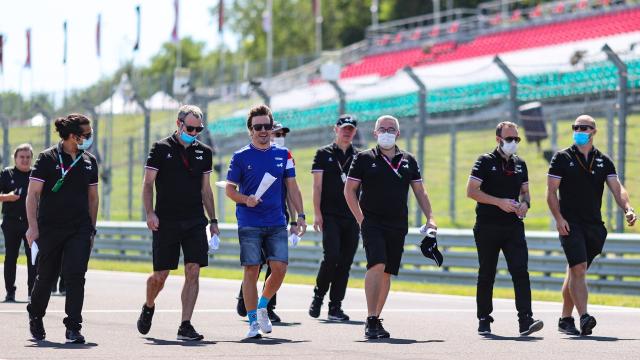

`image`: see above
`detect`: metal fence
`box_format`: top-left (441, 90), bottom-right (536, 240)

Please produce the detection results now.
top-left (2, 222), bottom-right (639, 295)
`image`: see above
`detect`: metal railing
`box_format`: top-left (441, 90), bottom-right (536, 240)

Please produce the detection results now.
top-left (2, 222), bottom-right (639, 295)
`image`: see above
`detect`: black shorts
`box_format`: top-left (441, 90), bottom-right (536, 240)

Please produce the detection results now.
top-left (361, 218), bottom-right (408, 276)
top-left (152, 217), bottom-right (209, 271)
top-left (560, 222), bottom-right (607, 268)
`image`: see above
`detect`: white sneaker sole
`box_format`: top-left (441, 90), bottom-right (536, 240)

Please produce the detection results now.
top-left (256, 308), bottom-right (272, 334)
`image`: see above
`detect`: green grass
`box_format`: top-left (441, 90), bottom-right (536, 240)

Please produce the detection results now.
top-left (6, 112), bottom-right (640, 233)
top-left (5, 255), bottom-right (639, 307)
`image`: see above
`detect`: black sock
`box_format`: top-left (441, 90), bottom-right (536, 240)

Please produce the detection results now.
top-left (181, 320), bottom-right (191, 327)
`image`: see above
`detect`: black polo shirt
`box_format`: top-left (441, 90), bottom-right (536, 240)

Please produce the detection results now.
top-left (548, 145), bottom-right (616, 224)
top-left (347, 146), bottom-right (422, 229)
top-left (30, 143), bottom-right (99, 227)
top-left (469, 148), bottom-right (528, 225)
top-left (145, 134), bottom-right (213, 221)
top-left (0, 166), bottom-right (31, 219)
top-left (311, 143), bottom-right (359, 219)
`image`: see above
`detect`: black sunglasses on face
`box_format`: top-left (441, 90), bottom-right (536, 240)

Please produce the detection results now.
top-left (572, 124), bottom-right (594, 131)
top-left (77, 132), bottom-right (93, 140)
top-left (252, 124), bottom-right (273, 131)
top-left (502, 136), bottom-right (521, 143)
top-left (181, 122), bottom-right (204, 133)
top-left (274, 132), bottom-right (286, 138)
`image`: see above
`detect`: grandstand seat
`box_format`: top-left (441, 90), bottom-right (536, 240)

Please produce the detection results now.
top-left (511, 9), bottom-right (522, 22)
top-left (430, 25), bottom-right (440, 38)
top-left (529, 4), bottom-right (543, 18)
top-left (410, 28), bottom-right (422, 41)
top-left (448, 22), bottom-right (460, 34)
top-left (392, 32), bottom-right (403, 44)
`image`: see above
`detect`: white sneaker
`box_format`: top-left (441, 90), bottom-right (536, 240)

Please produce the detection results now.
top-left (246, 321), bottom-right (261, 339)
top-left (256, 308), bottom-right (272, 334)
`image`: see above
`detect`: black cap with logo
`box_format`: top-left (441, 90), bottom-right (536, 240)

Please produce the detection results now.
top-left (336, 114), bottom-right (357, 128)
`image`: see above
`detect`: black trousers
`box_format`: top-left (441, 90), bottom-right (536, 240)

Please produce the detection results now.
top-left (313, 215), bottom-right (360, 305)
top-left (27, 221), bottom-right (92, 330)
top-left (2, 218), bottom-right (35, 294)
top-left (473, 221), bottom-right (532, 320)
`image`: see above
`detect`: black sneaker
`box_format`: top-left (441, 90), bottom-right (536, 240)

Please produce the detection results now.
top-left (558, 317), bottom-right (581, 335)
top-left (137, 304), bottom-right (154, 335)
top-left (519, 316), bottom-right (544, 336)
top-left (177, 322), bottom-right (204, 341)
top-left (365, 316), bottom-right (380, 339)
top-left (376, 318), bottom-right (390, 338)
top-left (580, 313), bottom-right (597, 336)
top-left (236, 296), bottom-right (247, 317)
top-left (5, 287), bottom-right (16, 302)
top-left (65, 329), bottom-right (85, 344)
top-left (309, 296), bottom-right (323, 318)
top-left (267, 307), bottom-right (281, 323)
top-left (328, 305), bottom-right (350, 322)
top-left (29, 315), bottom-right (46, 341)
top-left (478, 316), bottom-right (494, 335)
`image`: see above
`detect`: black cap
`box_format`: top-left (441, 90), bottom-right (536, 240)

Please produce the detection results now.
top-left (273, 121), bottom-right (290, 134)
top-left (336, 114), bottom-right (357, 128)
top-left (420, 234), bottom-right (443, 267)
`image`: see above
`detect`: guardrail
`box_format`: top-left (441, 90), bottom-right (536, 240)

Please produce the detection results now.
top-left (1, 222), bottom-right (639, 295)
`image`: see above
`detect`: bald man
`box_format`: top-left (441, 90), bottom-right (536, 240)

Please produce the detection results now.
top-left (547, 115), bottom-right (636, 336)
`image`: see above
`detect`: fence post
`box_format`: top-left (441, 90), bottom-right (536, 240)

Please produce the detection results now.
top-left (606, 106), bottom-right (615, 230)
top-left (494, 56), bottom-right (519, 125)
top-left (328, 80), bottom-right (346, 116)
top-left (251, 80), bottom-right (271, 107)
top-left (217, 154), bottom-right (226, 222)
top-left (1, 115), bottom-right (9, 169)
top-left (449, 121), bottom-right (456, 224)
top-left (602, 44), bottom-right (628, 232)
top-left (128, 137), bottom-right (134, 221)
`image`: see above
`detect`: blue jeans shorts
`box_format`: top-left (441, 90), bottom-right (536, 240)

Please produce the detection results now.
top-left (238, 226), bottom-right (288, 266)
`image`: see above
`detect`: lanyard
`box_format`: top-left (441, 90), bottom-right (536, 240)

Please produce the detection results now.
top-left (333, 146), bottom-right (352, 174)
top-left (574, 151), bottom-right (595, 174)
top-left (58, 152), bottom-right (84, 179)
top-left (380, 152), bottom-right (404, 178)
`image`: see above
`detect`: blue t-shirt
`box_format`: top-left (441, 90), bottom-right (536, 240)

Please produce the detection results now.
top-left (227, 143), bottom-right (296, 227)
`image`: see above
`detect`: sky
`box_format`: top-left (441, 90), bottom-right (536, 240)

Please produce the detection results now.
top-left (0, 0), bottom-right (237, 100)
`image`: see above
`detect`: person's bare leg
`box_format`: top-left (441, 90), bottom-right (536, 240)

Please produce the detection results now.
top-left (365, 264), bottom-right (385, 317)
top-left (567, 262), bottom-right (589, 316)
top-left (146, 270), bottom-right (169, 308)
top-left (261, 261), bottom-right (287, 298)
top-left (375, 273), bottom-right (392, 317)
top-left (242, 265), bottom-right (260, 312)
top-left (561, 266), bottom-right (575, 318)
top-left (181, 263), bottom-right (200, 322)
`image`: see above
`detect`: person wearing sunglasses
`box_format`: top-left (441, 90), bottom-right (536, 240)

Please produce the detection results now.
top-left (467, 121), bottom-right (543, 337)
top-left (25, 114), bottom-right (99, 343)
top-left (235, 121), bottom-right (293, 323)
top-left (547, 115), bottom-right (636, 336)
top-left (226, 105), bottom-right (306, 339)
top-left (137, 105), bottom-right (218, 342)
top-left (309, 114), bottom-right (360, 322)
top-left (0, 143), bottom-right (35, 303)
top-left (344, 115), bottom-right (436, 340)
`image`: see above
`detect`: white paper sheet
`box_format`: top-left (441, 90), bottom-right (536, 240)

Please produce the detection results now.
top-left (31, 241), bottom-right (39, 266)
top-left (254, 173), bottom-right (277, 200)
top-left (214, 180), bottom-right (227, 188)
top-left (208, 234), bottom-right (220, 254)
top-left (288, 234), bottom-right (300, 247)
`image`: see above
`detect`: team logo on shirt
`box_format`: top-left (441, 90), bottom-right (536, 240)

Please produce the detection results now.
top-left (10, 179), bottom-right (14, 184)
top-left (491, 166), bottom-right (497, 171)
top-left (247, 165), bottom-right (252, 170)
top-left (196, 156), bottom-right (203, 160)
top-left (328, 157), bottom-right (333, 162)
top-left (596, 158), bottom-right (603, 162)
top-left (86, 165), bottom-right (92, 170)
top-left (275, 157), bottom-right (283, 160)
top-left (597, 163), bottom-right (604, 168)
top-left (402, 164), bottom-right (409, 168)
top-left (277, 163), bottom-right (283, 168)
top-left (195, 150), bottom-right (203, 154)
top-left (569, 162), bottom-right (574, 167)
top-left (166, 153), bottom-right (172, 159)
top-left (56, 165), bottom-right (61, 170)
top-left (371, 163), bottom-right (377, 168)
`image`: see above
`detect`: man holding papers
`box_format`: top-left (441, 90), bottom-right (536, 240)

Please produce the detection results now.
top-left (226, 104), bottom-right (306, 339)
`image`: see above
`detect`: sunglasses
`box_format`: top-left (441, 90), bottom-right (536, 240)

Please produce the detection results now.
top-left (572, 124), bottom-right (594, 131)
top-left (252, 124), bottom-right (273, 131)
top-left (274, 132), bottom-right (287, 138)
top-left (77, 132), bottom-right (93, 140)
top-left (181, 123), bottom-right (204, 133)
top-left (502, 136), bottom-right (521, 143)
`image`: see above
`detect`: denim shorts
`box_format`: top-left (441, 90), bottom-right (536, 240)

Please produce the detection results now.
top-left (238, 226), bottom-right (288, 266)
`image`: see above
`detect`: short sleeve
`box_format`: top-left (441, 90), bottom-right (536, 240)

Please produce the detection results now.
top-left (29, 152), bottom-right (50, 184)
top-left (226, 153), bottom-right (243, 185)
top-left (311, 149), bottom-right (325, 172)
top-left (547, 152), bottom-right (565, 179)
top-left (469, 155), bottom-right (489, 183)
top-left (408, 155), bottom-right (422, 182)
top-left (203, 147), bottom-right (213, 174)
top-left (285, 151), bottom-right (296, 178)
top-left (145, 142), bottom-right (163, 172)
top-left (521, 161), bottom-right (529, 185)
top-left (347, 153), bottom-right (366, 182)
top-left (603, 155), bottom-right (617, 178)
top-left (89, 156), bottom-right (99, 186)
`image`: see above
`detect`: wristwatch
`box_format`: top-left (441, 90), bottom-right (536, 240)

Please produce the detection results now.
top-left (523, 200), bottom-right (531, 209)
top-left (289, 221), bottom-right (298, 226)
top-left (91, 227), bottom-right (97, 236)
top-left (626, 207), bottom-right (635, 214)
top-left (210, 218), bottom-right (218, 224)
top-left (297, 213), bottom-right (306, 220)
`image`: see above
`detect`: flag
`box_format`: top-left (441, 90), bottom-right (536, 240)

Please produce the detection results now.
top-left (63, 21), bottom-right (68, 64)
top-left (96, 14), bottom-right (101, 57)
top-left (218, 0), bottom-right (224, 33)
top-left (0, 34), bottom-right (4, 73)
top-left (134, 6), bottom-right (141, 51)
top-left (25, 29), bottom-right (31, 68)
top-left (172, 0), bottom-right (179, 42)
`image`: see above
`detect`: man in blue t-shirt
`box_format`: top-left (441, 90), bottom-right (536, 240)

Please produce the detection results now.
top-left (226, 105), bottom-right (306, 339)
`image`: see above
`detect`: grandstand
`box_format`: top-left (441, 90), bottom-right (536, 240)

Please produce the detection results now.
top-left (210, 1), bottom-right (640, 144)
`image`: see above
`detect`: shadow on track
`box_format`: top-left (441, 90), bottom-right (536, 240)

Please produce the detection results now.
top-left (356, 338), bottom-right (445, 345)
top-left (144, 337), bottom-right (216, 346)
top-left (25, 340), bottom-right (98, 349)
top-left (480, 334), bottom-right (542, 342)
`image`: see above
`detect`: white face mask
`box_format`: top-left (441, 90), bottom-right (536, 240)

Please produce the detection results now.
top-left (501, 140), bottom-right (518, 156)
top-left (272, 137), bottom-right (285, 147)
top-left (377, 133), bottom-right (396, 149)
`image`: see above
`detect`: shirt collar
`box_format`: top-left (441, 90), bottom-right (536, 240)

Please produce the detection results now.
top-left (332, 142), bottom-right (354, 156)
top-left (249, 143), bottom-right (272, 152)
top-left (374, 145), bottom-right (402, 158)
top-left (570, 144), bottom-right (597, 155)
